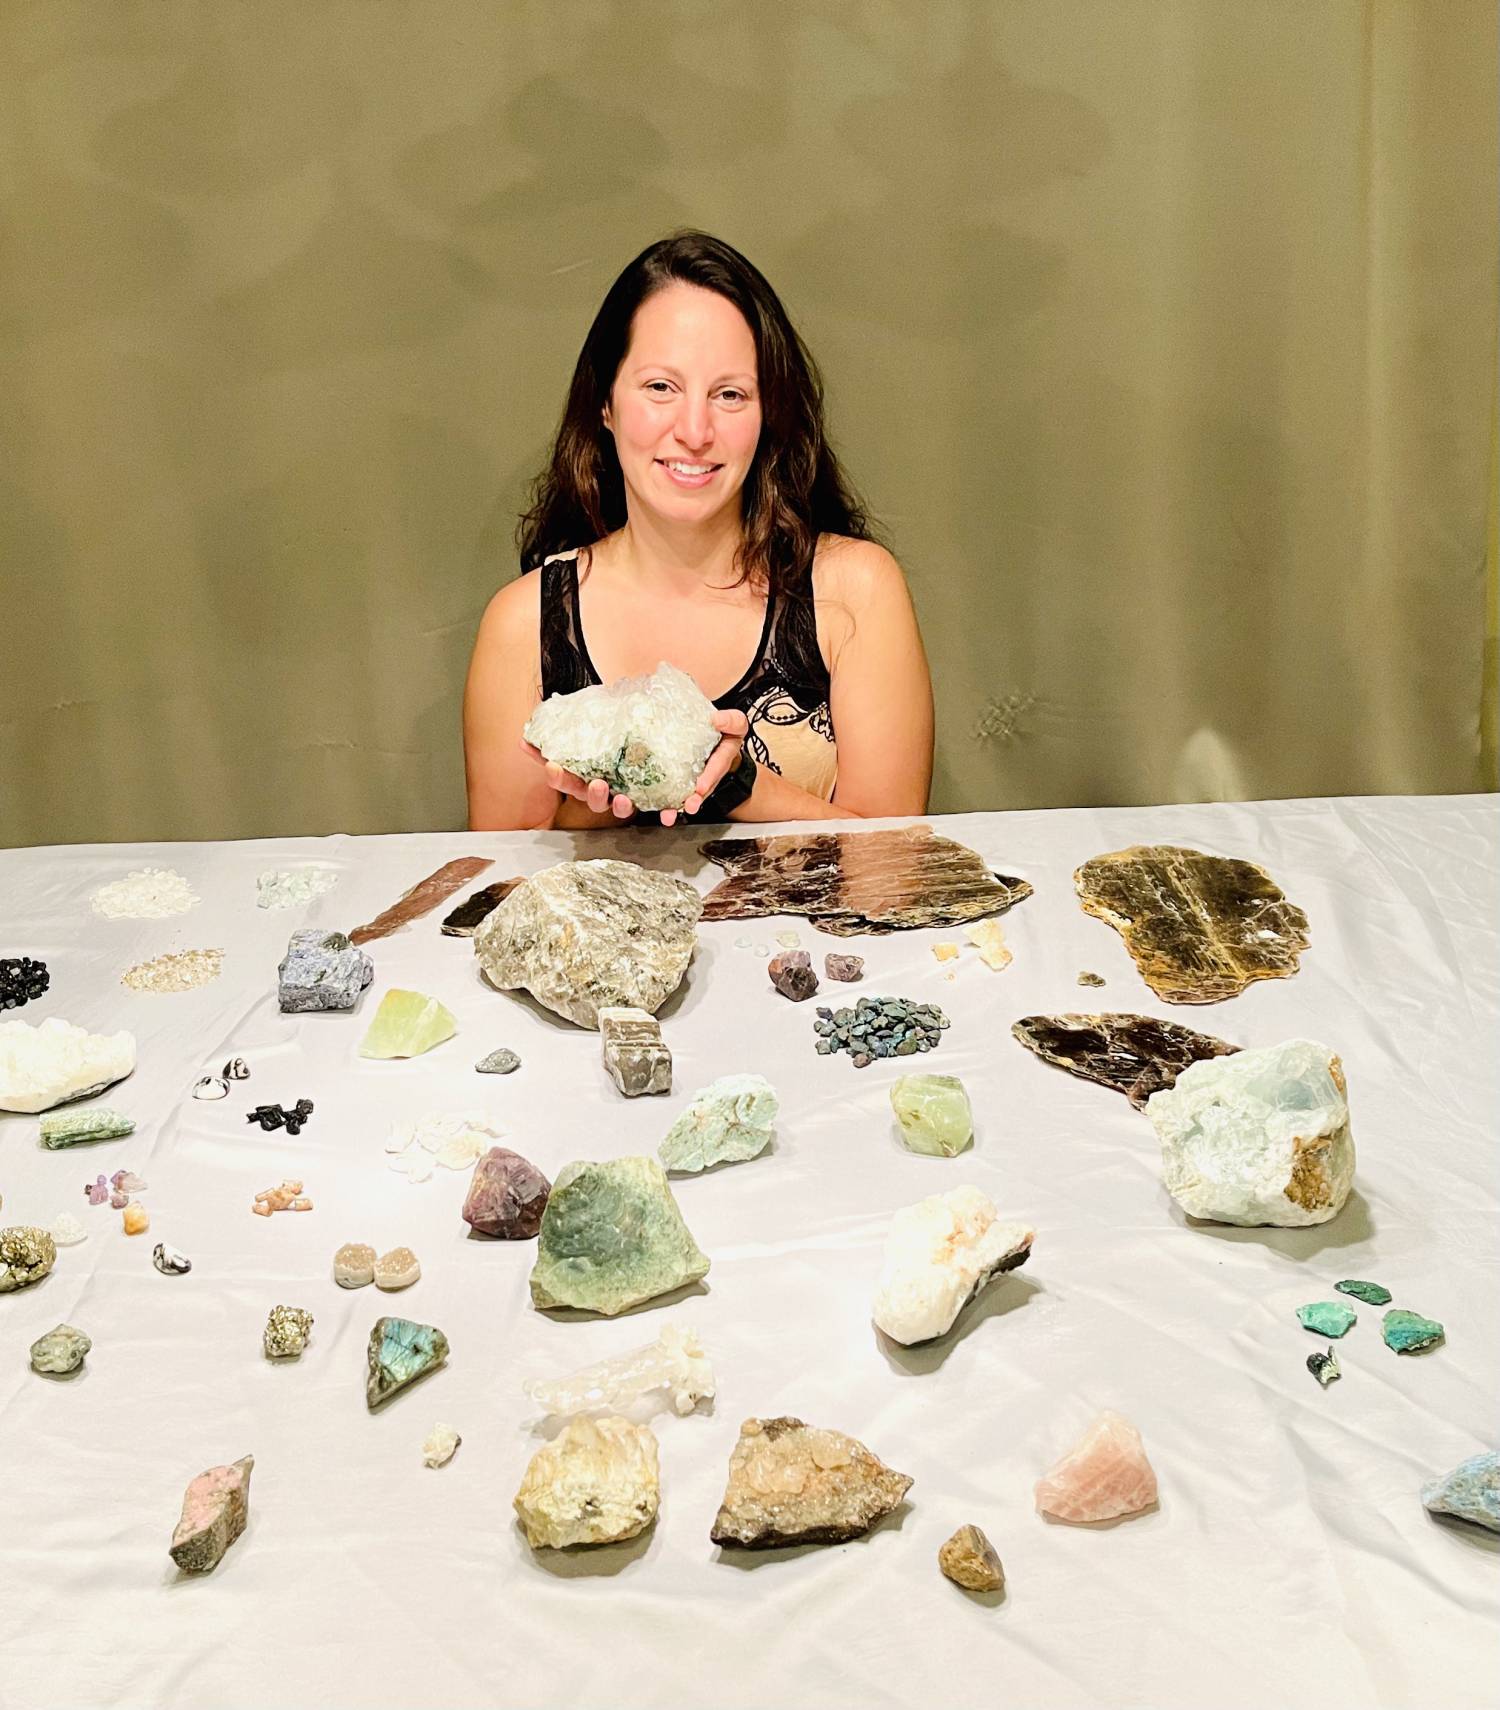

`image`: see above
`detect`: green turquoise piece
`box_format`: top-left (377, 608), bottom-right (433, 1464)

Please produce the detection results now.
top-left (1422, 1451), bottom-right (1500, 1532)
top-left (1335, 1279), bottom-right (1392, 1305)
top-left (1296, 1301), bottom-right (1357, 1338)
top-left (358, 989), bottom-right (457, 1059)
top-left (890, 1072), bottom-right (973, 1157)
top-left (1382, 1309), bottom-right (1445, 1354)
top-left (38, 1108), bottom-right (134, 1148)
top-left (530, 1156), bottom-right (710, 1316)
top-left (658, 1074), bottom-right (777, 1173)
top-left (366, 1316), bottom-right (449, 1409)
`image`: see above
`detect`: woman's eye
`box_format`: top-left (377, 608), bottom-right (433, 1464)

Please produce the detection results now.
top-left (646, 381), bottom-right (673, 394)
top-left (718, 390), bottom-right (745, 404)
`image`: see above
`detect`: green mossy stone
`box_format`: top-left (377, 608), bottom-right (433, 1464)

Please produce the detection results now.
top-left (890, 1073), bottom-right (973, 1157)
top-left (1335, 1279), bottom-right (1392, 1305)
top-left (1382, 1309), bottom-right (1445, 1354)
top-left (358, 989), bottom-right (457, 1059)
top-left (1296, 1300), bottom-right (1357, 1338)
top-left (530, 1156), bottom-right (710, 1316)
top-left (38, 1108), bottom-right (135, 1148)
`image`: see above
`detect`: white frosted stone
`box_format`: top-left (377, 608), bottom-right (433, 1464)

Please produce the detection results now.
top-left (422, 1422), bottom-right (461, 1468)
top-left (50, 1213), bottom-right (88, 1246)
top-left (0, 1019), bottom-right (136, 1114)
top-left (513, 1414), bottom-right (660, 1549)
top-left (1145, 1037), bottom-right (1354, 1226)
top-left (524, 1322), bottom-right (715, 1420)
top-left (658, 1075), bottom-right (777, 1173)
top-left (872, 1187), bottom-right (1034, 1346)
top-left (524, 661), bottom-right (718, 811)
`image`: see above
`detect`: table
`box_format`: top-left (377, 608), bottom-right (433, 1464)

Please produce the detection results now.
top-left (2, 797), bottom-right (1496, 1710)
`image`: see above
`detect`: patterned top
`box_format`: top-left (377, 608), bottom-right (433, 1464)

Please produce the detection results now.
top-left (537, 549), bottom-right (838, 801)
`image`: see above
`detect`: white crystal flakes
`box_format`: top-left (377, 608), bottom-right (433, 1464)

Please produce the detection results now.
top-left (386, 1111), bottom-right (498, 1181)
top-left (523, 661), bottom-right (718, 811)
top-left (50, 1213), bottom-right (88, 1246)
top-left (90, 867), bottom-right (199, 919)
top-left (524, 1322), bottom-right (715, 1421)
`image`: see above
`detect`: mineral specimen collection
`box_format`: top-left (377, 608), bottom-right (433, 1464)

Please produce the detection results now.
top-left (121, 948), bottom-right (224, 993)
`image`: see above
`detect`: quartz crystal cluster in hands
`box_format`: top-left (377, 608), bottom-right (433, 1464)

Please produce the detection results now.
top-left (524, 661), bottom-right (721, 813)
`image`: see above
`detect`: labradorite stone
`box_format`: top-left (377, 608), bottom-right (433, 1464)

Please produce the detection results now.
top-left (529, 1156), bottom-right (710, 1316)
top-left (1382, 1309), bottom-right (1445, 1354)
top-left (1335, 1279), bottom-right (1392, 1305)
top-left (366, 1316), bottom-right (449, 1409)
top-left (38, 1108), bottom-right (135, 1148)
top-left (1296, 1301), bottom-right (1357, 1338)
top-left (1422, 1451), bottom-right (1500, 1532)
top-left (890, 1073), bottom-right (973, 1157)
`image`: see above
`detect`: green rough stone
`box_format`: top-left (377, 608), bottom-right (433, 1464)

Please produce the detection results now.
top-left (890, 1073), bottom-right (973, 1157)
top-left (530, 1156), bottom-right (710, 1316)
top-left (1382, 1309), bottom-right (1445, 1354)
top-left (1335, 1279), bottom-right (1392, 1305)
top-left (358, 989), bottom-right (457, 1059)
top-left (366, 1316), bottom-right (449, 1409)
top-left (38, 1108), bottom-right (135, 1148)
top-left (30, 1322), bottom-right (91, 1374)
top-left (658, 1074), bottom-right (777, 1173)
top-left (1296, 1301), bottom-right (1357, 1338)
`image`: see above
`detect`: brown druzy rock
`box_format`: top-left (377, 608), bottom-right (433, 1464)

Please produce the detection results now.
top-left (463, 1147), bottom-right (551, 1239)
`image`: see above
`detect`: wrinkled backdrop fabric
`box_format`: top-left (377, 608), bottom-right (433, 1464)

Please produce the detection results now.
top-left (0, 0), bottom-right (1495, 846)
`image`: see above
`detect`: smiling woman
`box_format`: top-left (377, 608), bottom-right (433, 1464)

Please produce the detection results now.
top-left (463, 231), bottom-right (934, 831)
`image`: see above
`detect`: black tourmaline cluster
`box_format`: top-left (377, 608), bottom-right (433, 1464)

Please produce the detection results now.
top-left (247, 1099), bottom-right (314, 1135)
top-left (0, 956), bottom-right (50, 1009)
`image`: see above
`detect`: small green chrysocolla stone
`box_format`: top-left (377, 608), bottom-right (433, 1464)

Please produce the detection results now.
top-left (1335, 1279), bottom-right (1392, 1305)
top-left (890, 1073), bottom-right (973, 1157)
top-left (1296, 1301), bottom-right (1357, 1338)
top-left (1382, 1309), bottom-right (1445, 1353)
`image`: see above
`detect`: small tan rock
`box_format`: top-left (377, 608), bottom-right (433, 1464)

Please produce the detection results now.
top-left (374, 1245), bottom-right (420, 1290)
top-left (939, 1523), bottom-right (1004, 1592)
top-left (333, 1242), bottom-right (376, 1287)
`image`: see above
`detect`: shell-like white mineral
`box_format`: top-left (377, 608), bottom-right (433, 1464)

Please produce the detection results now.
top-left (524, 1322), bottom-right (715, 1420)
top-left (872, 1187), bottom-right (1034, 1346)
top-left (422, 1422), bottom-right (461, 1468)
top-left (1145, 1037), bottom-right (1354, 1226)
top-left (523, 661), bottom-right (718, 811)
top-left (513, 1414), bottom-right (661, 1549)
top-left (0, 1019), bottom-right (137, 1114)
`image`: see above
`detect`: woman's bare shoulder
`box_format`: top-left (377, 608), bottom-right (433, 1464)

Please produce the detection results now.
top-left (812, 533), bottom-right (907, 599)
top-left (477, 567), bottom-right (542, 644)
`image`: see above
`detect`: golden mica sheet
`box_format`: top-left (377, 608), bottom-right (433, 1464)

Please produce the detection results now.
top-left (1073, 845), bottom-right (1310, 1003)
top-left (700, 826), bottom-right (1032, 937)
top-left (350, 857), bottom-right (493, 945)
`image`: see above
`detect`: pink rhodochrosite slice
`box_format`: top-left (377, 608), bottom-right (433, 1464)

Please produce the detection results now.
top-left (1034, 1410), bottom-right (1158, 1524)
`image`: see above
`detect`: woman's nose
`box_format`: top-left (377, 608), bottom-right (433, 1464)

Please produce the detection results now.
top-left (674, 398), bottom-right (713, 451)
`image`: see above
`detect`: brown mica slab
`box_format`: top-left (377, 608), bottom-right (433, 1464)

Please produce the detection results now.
top-left (1074, 845), bottom-right (1310, 1004)
top-left (1012, 1013), bottom-right (1239, 1109)
top-left (699, 826), bottom-right (1031, 938)
top-left (439, 878), bottom-right (524, 937)
top-left (350, 858), bottom-right (493, 945)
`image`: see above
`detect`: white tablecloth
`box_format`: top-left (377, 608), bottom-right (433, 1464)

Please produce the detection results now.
top-left (2, 797), bottom-right (1496, 1710)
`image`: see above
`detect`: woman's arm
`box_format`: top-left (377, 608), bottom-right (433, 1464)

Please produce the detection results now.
top-left (463, 576), bottom-right (564, 832)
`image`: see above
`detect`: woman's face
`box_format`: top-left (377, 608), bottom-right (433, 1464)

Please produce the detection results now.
top-left (604, 283), bottom-right (762, 529)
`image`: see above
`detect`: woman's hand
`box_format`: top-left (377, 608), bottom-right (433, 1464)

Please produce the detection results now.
top-left (517, 706), bottom-right (749, 826)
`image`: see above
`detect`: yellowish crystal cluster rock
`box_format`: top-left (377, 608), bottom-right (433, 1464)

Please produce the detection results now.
top-left (513, 1414), bottom-right (661, 1548)
top-left (710, 1417), bottom-right (912, 1548)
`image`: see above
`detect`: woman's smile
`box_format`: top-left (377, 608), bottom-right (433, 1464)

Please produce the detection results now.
top-left (655, 457), bottom-right (721, 488)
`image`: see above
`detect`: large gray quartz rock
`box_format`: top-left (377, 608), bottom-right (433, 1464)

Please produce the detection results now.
top-left (474, 860), bottom-right (702, 1029)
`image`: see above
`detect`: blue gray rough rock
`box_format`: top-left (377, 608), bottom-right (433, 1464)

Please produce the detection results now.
top-left (277, 930), bottom-right (374, 1012)
top-left (1422, 1450), bottom-right (1500, 1532)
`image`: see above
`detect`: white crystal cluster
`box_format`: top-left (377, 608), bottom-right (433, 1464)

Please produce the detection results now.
top-left (524, 661), bottom-right (718, 811)
top-left (0, 1019), bottom-right (137, 1114)
top-left (1146, 1037), bottom-right (1354, 1226)
top-left (385, 1111), bottom-right (500, 1182)
top-left (872, 1187), bottom-right (1034, 1346)
top-left (524, 1323), bottom-right (715, 1421)
top-left (90, 867), bottom-right (199, 918)
top-left (257, 867), bottom-right (340, 909)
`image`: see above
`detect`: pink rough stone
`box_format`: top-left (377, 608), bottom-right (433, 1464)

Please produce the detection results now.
top-left (462, 1147), bottom-right (551, 1239)
top-left (169, 1454), bottom-right (254, 1573)
top-left (1034, 1410), bottom-right (1158, 1524)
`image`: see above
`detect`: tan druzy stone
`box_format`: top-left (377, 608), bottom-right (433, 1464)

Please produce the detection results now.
top-left (710, 1417), bottom-right (912, 1549)
top-left (939, 1524), bottom-right (1004, 1593)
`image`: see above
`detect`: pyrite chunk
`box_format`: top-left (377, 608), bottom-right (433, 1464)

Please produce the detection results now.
top-left (0, 1225), bottom-right (56, 1292)
top-left (710, 1417), bottom-right (912, 1548)
top-left (263, 1304), bottom-right (313, 1360)
top-left (600, 1006), bottom-right (672, 1097)
top-left (1011, 1013), bottom-right (1239, 1109)
top-left (1074, 844), bottom-right (1310, 1004)
top-left (169, 1455), bottom-right (253, 1573)
top-left (276, 929), bottom-right (374, 1012)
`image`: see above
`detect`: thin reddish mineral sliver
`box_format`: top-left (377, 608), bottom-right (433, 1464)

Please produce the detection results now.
top-left (350, 858), bottom-right (494, 945)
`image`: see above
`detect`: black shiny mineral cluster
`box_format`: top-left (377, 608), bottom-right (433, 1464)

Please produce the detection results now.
top-left (0, 956), bottom-right (50, 1009)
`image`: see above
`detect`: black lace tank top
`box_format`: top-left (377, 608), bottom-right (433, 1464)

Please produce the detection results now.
top-left (537, 550), bottom-right (838, 799)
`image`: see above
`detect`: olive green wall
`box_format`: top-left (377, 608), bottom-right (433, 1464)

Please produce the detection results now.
top-left (2, 0), bottom-right (1495, 846)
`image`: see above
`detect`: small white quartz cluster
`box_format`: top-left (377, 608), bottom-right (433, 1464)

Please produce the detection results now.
top-left (524, 1322), bottom-right (715, 1421)
top-left (523, 661), bottom-right (718, 811)
top-left (0, 1019), bottom-right (136, 1114)
top-left (90, 867), bottom-right (199, 918)
top-left (385, 1111), bottom-right (500, 1181)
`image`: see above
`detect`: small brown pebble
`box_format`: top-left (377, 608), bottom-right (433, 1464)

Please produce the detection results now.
top-left (824, 953), bottom-right (864, 982)
top-left (939, 1523), bottom-right (1004, 1593)
top-left (1077, 971), bottom-right (1106, 987)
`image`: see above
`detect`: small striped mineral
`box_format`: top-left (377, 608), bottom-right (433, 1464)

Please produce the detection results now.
top-left (599, 1006), bottom-right (672, 1097)
top-left (513, 1414), bottom-right (661, 1549)
top-left (39, 1107), bottom-right (135, 1147)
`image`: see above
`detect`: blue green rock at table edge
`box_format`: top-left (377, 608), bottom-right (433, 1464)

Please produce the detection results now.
top-left (1421, 1450), bottom-right (1499, 1532)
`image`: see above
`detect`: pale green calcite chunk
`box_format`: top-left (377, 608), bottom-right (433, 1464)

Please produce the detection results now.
top-left (358, 989), bottom-right (457, 1059)
top-left (530, 1156), bottom-right (710, 1316)
top-left (890, 1073), bottom-right (973, 1157)
top-left (658, 1074), bottom-right (777, 1173)
top-left (39, 1108), bottom-right (135, 1148)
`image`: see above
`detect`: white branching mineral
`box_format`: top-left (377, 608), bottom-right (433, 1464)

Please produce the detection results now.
top-left (513, 1414), bottom-right (661, 1549)
top-left (475, 860), bottom-right (701, 1028)
top-left (524, 1322), bottom-right (715, 1420)
top-left (523, 661), bottom-right (718, 811)
top-left (872, 1187), bottom-right (1034, 1345)
top-left (0, 1018), bottom-right (136, 1114)
top-left (1145, 1038), bottom-right (1355, 1226)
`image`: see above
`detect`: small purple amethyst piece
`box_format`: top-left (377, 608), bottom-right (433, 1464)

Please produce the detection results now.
top-left (769, 952), bottom-right (819, 1004)
top-left (462, 1147), bottom-right (552, 1239)
top-left (86, 1175), bottom-right (110, 1205)
top-left (824, 954), bottom-right (864, 983)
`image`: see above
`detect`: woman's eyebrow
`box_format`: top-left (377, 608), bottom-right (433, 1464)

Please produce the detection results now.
top-left (627, 361), bottom-right (756, 385)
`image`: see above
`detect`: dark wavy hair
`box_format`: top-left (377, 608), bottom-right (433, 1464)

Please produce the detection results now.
top-left (517, 230), bottom-right (878, 596)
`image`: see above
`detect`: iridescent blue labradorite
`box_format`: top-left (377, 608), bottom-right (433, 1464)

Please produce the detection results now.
top-left (366, 1316), bottom-right (449, 1410)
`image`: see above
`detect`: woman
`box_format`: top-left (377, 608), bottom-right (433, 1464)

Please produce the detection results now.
top-left (464, 231), bottom-right (933, 831)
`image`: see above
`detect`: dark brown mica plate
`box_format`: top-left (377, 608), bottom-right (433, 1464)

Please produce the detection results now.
top-left (1011, 1012), bottom-right (1240, 1108)
top-left (439, 878), bottom-right (524, 937)
top-left (350, 857), bottom-right (494, 945)
top-left (1074, 844), bottom-right (1310, 1003)
top-left (699, 826), bottom-right (1032, 937)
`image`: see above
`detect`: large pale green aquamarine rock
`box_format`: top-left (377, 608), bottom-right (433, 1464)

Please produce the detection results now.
top-left (658, 1074), bottom-right (777, 1173)
top-left (366, 1316), bottom-right (450, 1408)
top-left (38, 1108), bottom-right (135, 1148)
top-left (358, 990), bottom-right (457, 1059)
top-left (530, 1156), bottom-right (710, 1316)
top-left (890, 1073), bottom-right (973, 1157)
